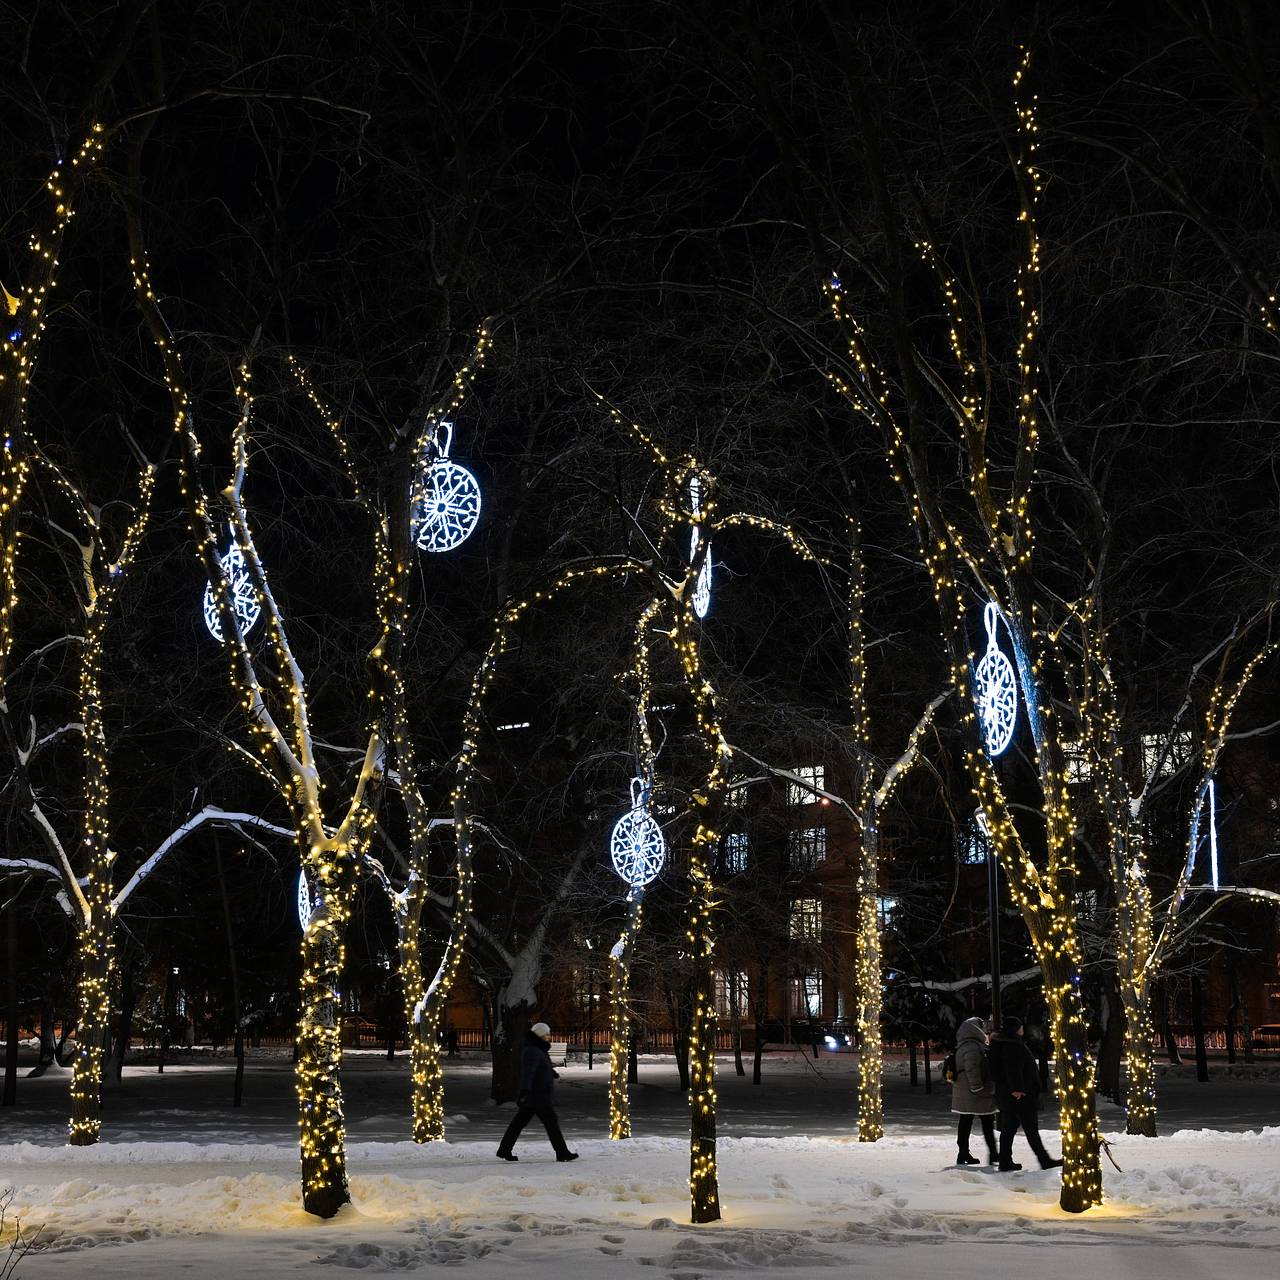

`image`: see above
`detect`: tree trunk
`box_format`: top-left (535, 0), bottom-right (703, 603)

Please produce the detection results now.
top-left (1190, 973), bottom-right (1209, 1083)
top-left (3, 893), bottom-right (18, 1106)
top-left (215, 844), bottom-right (245, 1107)
top-left (30, 990), bottom-right (56, 1077)
top-left (923, 1037), bottom-right (932, 1094)
top-left (1159, 982), bottom-right (1183, 1064)
top-left (908, 1040), bottom-right (918, 1086)
top-left (853, 828), bottom-right (884, 1140)
top-left (731, 1000), bottom-right (745, 1078)
top-left (68, 916), bottom-right (112, 1145)
top-left (608, 891), bottom-right (643, 1138)
top-left (1225, 961), bottom-right (1239, 1065)
top-left (108, 963), bottom-right (138, 1088)
top-left (489, 996), bottom-right (530, 1106)
top-left (1094, 980), bottom-right (1124, 1105)
top-left (1118, 973), bottom-right (1158, 1135)
top-left (296, 868), bottom-right (354, 1219)
top-left (628, 1033), bottom-right (638, 1084)
top-left (1041, 950), bottom-right (1104, 1213)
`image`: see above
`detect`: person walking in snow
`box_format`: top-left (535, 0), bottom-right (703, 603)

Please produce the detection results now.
top-left (987, 1015), bottom-right (1063, 1172)
top-left (496, 1021), bottom-right (579, 1163)
top-left (951, 1016), bottom-right (998, 1164)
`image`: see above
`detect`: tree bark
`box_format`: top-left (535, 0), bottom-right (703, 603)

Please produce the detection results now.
top-left (1190, 972), bottom-right (1209, 1083)
top-left (1042, 950), bottom-right (1104, 1213)
top-left (3, 893), bottom-right (18, 1105)
top-left (854, 825), bottom-right (883, 1140)
top-left (108, 963), bottom-right (138, 1088)
top-left (296, 854), bottom-right (356, 1219)
top-left (608, 891), bottom-right (643, 1138)
top-left (489, 996), bottom-right (530, 1106)
top-left (1094, 980), bottom-right (1124, 1105)
top-left (215, 844), bottom-right (245, 1107)
top-left (1159, 982), bottom-right (1183, 1064)
top-left (68, 917), bottom-right (112, 1145)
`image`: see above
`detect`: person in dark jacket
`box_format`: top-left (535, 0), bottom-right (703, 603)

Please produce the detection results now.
top-left (495, 1022), bottom-right (579, 1162)
top-left (950, 1016), bottom-right (998, 1164)
top-left (987, 1015), bottom-right (1063, 1172)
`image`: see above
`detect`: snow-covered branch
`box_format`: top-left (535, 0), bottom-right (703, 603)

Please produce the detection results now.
top-left (112, 806), bottom-right (295, 909)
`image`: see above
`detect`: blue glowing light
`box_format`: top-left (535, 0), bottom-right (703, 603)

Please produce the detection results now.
top-left (1208, 778), bottom-right (1219, 891)
top-left (297, 868), bottom-right (314, 930)
top-left (689, 475), bottom-right (711, 619)
top-left (411, 421), bottom-right (482, 553)
top-left (973, 602), bottom-right (1017, 757)
top-left (609, 777), bottom-right (666, 888)
top-left (203, 536), bottom-right (262, 642)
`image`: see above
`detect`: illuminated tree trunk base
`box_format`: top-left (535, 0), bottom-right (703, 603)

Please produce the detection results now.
top-left (409, 1018), bottom-right (445, 1143)
top-left (854, 842), bottom-right (884, 1143)
top-left (609, 893), bottom-right (643, 1140)
top-left (688, 973), bottom-right (720, 1223)
top-left (1120, 985), bottom-right (1158, 1138)
top-left (67, 937), bottom-right (111, 1147)
top-left (297, 900), bottom-right (351, 1219)
top-left (1045, 959), bottom-right (1104, 1213)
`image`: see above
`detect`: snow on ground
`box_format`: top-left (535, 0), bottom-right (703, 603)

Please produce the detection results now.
top-left (3, 1054), bottom-right (1279, 1277)
top-left (5, 1131), bottom-right (1279, 1278)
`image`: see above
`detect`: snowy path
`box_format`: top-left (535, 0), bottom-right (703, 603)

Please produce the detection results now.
top-left (3, 1054), bottom-right (1279, 1277)
top-left (3, 1131), bottom-right (1278, 1278)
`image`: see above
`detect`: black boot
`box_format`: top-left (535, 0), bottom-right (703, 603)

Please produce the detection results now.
top-left (956, 1151), bottom-right (980, 1165)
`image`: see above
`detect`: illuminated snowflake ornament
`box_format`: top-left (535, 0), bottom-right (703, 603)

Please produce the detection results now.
top-left (610, 777), bottom-right (666, 888)
top-left (973, 602), bottom-right (1017, 757)
top-left (411, 421), bottom-right (482, 553)
top-left (202, 534), bottom-right (261, 642)
top-left (296, 868), bottom-right (315, 931)
top-left (689, 475), bottom-right (712, 619)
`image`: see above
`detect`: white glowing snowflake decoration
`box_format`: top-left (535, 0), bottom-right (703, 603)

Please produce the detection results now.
top-left (689, 475), bottom-right (712, 619)
top-left (973, 601), bottom-right (1017, 757)
top-left (296, 868), bottom-right (314, 931)
top-left (203, 537), bottom-right (261, 642)
top-left (610, 778), bottom-right (666, 888)
top-left (411, 421), bottom-right (482, 553)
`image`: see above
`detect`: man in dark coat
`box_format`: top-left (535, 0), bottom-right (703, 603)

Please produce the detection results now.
top-left (495, 1022), bottom-right (579, 1162)
top-left (987, 1015), bottom-right (1063, 1172)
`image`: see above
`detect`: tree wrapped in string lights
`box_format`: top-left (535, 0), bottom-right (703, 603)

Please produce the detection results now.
top-left (126, 158), bottom-right (421, 1209)
top-left (288, 328), bottom-right (491, 1147)
top-left (845, 521), bottom-right (948, 1141)
top-left (1072, 604), bottom-right (1277, 1135)
top-left (607, 600), bottom-right (662, 1140)
top-left (422, 393), bottom-right (821, 1222)
top-left (0, 116), bottom-right (295, 1146)
top-left (810, 47), bottom-right (1106, 1210)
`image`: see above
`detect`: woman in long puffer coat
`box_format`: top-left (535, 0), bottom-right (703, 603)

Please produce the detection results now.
top-left (950, 1016), bottom-right (997, 1164)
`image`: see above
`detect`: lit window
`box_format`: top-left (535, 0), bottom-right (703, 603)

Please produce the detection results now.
top-left (959, 816), bottom-right (988, 865)
top-left (725, 781), bottom-right (748, 808)
top-left (876, 895), bottom-right (898, 930)
top-left (1076, 890), bottom-right (1098, 919)
top-left (789, 971), bottom-right (822, 1016)
top-left (1140, 730), bottom-right (1192, 780)
top-left (787, 826), bottom-right (826, 871)
top-left (789, 898), bottom-right (822, 940)
top-left (787, 764), bottom-right (825, 806)
top-left (722, 831), bottom-right (749, 874)
top-left (715, 970), bottom-right (750, 1017)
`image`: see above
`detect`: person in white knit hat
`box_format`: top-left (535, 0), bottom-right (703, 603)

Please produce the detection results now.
top-left (496, 1021), bottom-right (578, 1162)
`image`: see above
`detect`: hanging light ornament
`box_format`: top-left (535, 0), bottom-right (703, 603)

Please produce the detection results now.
top-left (689, 475), bottom-right (711, 618)
top-left (411, 421), bottom-right (482, 553)
top-left (296, 867), bottom-right (315, 931)
top-left (202, 532), bottom-right (262, 642)
top-left (610, 776), bottom-right (666, 888)
top-left (973, 601), bottom-right (1017, 757)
